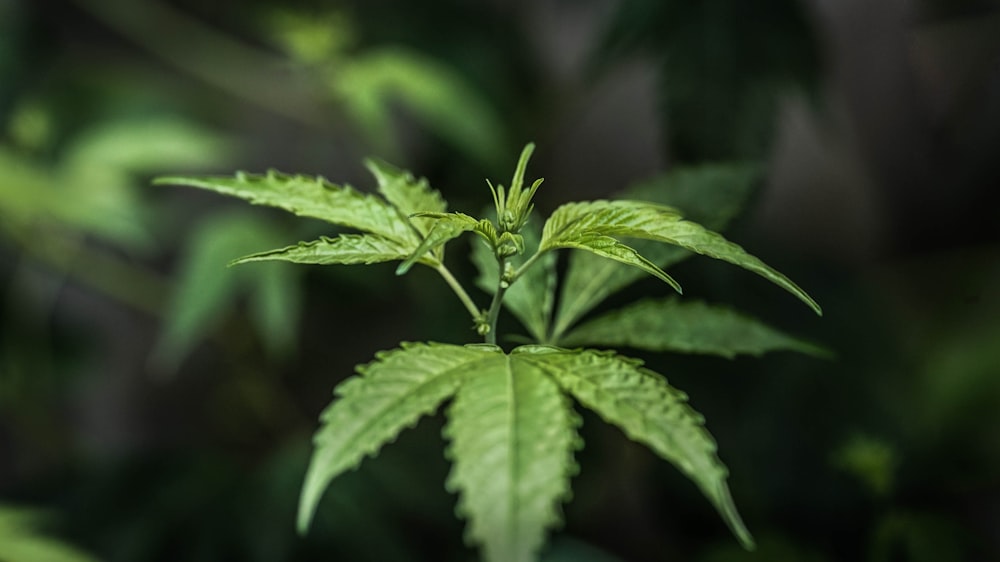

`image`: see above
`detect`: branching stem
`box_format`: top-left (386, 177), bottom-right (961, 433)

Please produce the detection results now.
top-left (484, 256), bottom-right (509, 345)
top-left (435, 263), bottom-right (481, 321)
top-left (511, 250), bottom-right (545, 282)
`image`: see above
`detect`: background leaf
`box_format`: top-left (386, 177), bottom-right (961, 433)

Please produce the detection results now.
top-left (560, 297), bottom-right (829, 357)
top-left (0, 506), bottom-right (100, 562)
top-left (445, 349), bottom-right (581, 562)
top-left (333, 48), bottom-right (507, 168)
top-left (151, 212), bottom-right (301, 372)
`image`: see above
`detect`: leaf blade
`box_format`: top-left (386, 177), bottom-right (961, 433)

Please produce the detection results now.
top-left (154, 170), bottom-right (416, 245)
top-left (396, 213), bottom-right (485, 274)
top-left (364, 158), bottom-right (447, 237)
top-left (231, 234), bottom-right (415, 266)
top-left (446, 350), bottom-right (581, 562)
top-left (297, 342), bottom-right (493, 533)
top-left (560, 298), bottom-right (830, 358)
top-left (518, 347), bottom-right (754, 549)
top-left (554, 163), bottom-right (760, 337)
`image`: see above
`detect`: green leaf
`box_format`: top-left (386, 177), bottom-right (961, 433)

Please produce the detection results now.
top-left (632, 219), bottom-right (821, 315)
top-left (334, 48), bottom-right (507, 167)
top-left (364, 158), bottom-right (447, 237)
top-left (395, 213), bottom-right (487, 275)
top-left (472, 218), bottom-right (557, 342)
top-left (445, 347), bottom-right (581, 562)
top-left (541, 199), bottom-right (820, 317)
top-left (298, 342), bottom-right (495, 533)
top-left (232, 234), bottom-right (414, 266)
top-left (554, 163), bottom-right (759, 339)
top-left (560, 298), bottom-right (829, 358)
top-left (517, 347), bottom-right (754, 549)
top-left (154, 170), bottom-right (417, 245)
top-left (152, 212), bottom-right (300, 372)
top-left (249, 260), bottom-right (301, 359)
top-left (541, 200), bottom-right (683, 245)
top-left (553, 233), bottom-right (682, 295)
top-left (0, 506), bottom-right (100, 562)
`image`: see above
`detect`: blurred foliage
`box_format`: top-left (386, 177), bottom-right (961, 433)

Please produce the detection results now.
top-left (268, 9), bottom-right (508, 168)
top-left (0, 505), bottom-right (99, 562)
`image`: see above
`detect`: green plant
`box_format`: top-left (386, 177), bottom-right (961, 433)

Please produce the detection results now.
top-left (156, 144), bottom-right (822, 561)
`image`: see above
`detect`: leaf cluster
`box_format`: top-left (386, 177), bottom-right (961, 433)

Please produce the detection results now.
top-left (157, 144), bottom-right (822, 561)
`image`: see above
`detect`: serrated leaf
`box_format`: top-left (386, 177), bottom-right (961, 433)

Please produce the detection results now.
top-left (446, 348), bottom-right (581, 562)
top-left (396, 213), bottom-right (486, 274)
top-left (554, 233), bottom-right (683, 295)
top-left (154, 170), bottom-right (417, 245)
top-left (539, 201), bottom-right (684, 298)
top-left (298, 343), bottom-right (496, 533)
top-left (631, 219), bottom-right (821, 316)
top-left (232, 234), bottom-right (414, 266)
top-left (541, 200), bottom-right (684, 246)
top-left (364, 158), bottom-right (447, 237)
top-left (472, 218), bottom-right (556, 342)
top-left (561, 297), bottom-right (830, 358)
top-left (541, 199), bottom-right (820, 318)
top-left (516, 347), bottom-right (754, 550)
top-left (554, 164), bottom-right (759, 338)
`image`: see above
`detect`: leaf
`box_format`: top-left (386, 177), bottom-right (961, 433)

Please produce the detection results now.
top-left (395, 213), bottom-right (487, 275)
top-left (334, 48), bottom-right (507, 167)
top-left (541, 200), bottom-right (684, 245)
top-left (541, 199), bottom-right (821, 317)
top-left (0, 148), bottom-right (150, 248)
top-left (232, 234), bottom-right (414, 266)
top-left (154, 170), bottom-right (417, 245)
top-left (631, 219), bottom-right (822, 315)
top-left (364, 158), bottom-right (447, 237)
top-left (554, 163), bottom-right (759, 338)
top-left (445, 347), bottom-right (581, 562)
top-left (517, 346), bottom-right (754, 549)
top-left (0, 506), bottom-right (100, 562)
top-left (62, 118), bottom-right (232, 173)
top-left (297, 343), bottom-right (496, 533)
top-left (560, 297), bottom-right (829, 358)
top-left (472, 217), bottom-right (557, 342)
top-left (151, 212), bottom-right (300, 372)
top-left (553, 233), bottom-right (683, 295)
top-left (249, 260), bottom-right (301, 359)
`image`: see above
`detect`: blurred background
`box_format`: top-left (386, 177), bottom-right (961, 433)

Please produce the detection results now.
top-left (1, 0), bottom-right (999, 560)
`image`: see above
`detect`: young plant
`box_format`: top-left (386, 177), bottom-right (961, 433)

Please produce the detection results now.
top-left (156, 144), bottom-right (822, 561)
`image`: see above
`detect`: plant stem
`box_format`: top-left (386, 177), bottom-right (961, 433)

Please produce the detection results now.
top-left (435, 263), bottom-right (481, 321)
top-left (484, 256), bottom-right (509, 345)
top-left (511, 249), bottom-right (545, 281)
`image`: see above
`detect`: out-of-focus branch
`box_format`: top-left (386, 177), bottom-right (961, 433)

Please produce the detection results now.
top-left (71, 0), bottom-right (334, 127)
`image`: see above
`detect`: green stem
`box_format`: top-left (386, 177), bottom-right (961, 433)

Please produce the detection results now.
top-left (484, 256), bottom-right (509, 345)
top-left (435, 263), bottom-right (481, 321)
top-left (511, 249), bottom-right (545, 282)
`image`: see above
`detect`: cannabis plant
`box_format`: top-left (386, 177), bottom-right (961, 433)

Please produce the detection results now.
top-left (156, 144), bottom-right (821, 561)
